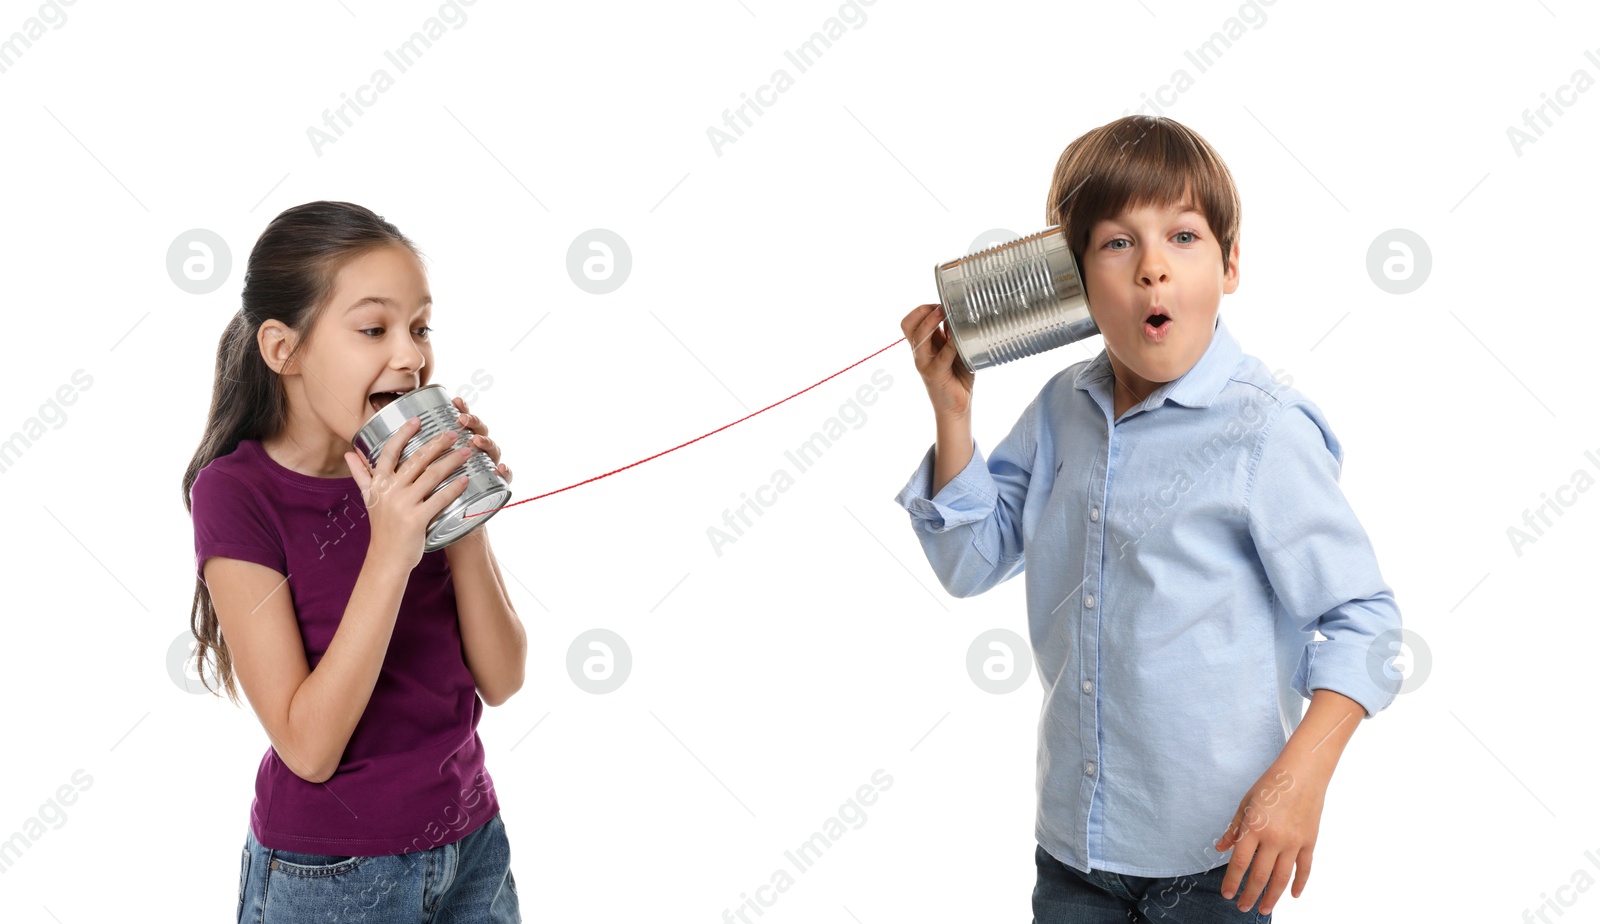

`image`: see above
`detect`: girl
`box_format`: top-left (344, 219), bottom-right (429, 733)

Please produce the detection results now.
top-left (182, 201), bottom-right (525, 922)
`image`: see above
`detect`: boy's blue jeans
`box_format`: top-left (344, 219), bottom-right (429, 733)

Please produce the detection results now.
top-left (1033, 844), bottom-right (1272, 923)
top-left (236, 811), bottom-right (519, 923)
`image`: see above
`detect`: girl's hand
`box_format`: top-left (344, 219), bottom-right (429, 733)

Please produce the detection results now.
top-left (901, 303), bottom-right (975, 421)
top-left (451, 396), bottom-right (512, 484)
top-left (344, 417), bottom-right (472, 570)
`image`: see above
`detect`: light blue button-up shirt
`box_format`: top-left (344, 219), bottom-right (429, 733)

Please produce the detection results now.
top-left (893, 314), bottom-right (1402, 877)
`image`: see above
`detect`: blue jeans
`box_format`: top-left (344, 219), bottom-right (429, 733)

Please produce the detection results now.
top-left (1032, 844), bottom-right (1271, 923)
top-left (237, 811), bottom-right (519, 923)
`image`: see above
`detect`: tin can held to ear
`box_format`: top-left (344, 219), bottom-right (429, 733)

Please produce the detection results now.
top-left (352, 384), bottom-right (512, 552)
top-left (934, 226), bottom-right (1099, 373)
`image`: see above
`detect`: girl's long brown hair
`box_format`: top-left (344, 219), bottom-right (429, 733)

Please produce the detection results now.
top-left (181, 201), bottom-right (421, 705)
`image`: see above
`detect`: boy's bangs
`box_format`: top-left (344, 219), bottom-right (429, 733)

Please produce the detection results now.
top-left (1049, 116), bottom-right (1240, 270)
top-left (1100, 129), bottom-right (1214, 220)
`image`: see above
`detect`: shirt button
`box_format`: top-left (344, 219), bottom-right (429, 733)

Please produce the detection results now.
top-left (1082, 680), bottom-right (1093, 694)
top-left (1085, 761), bottom-right (1096, 775)
top-left (1090, 507), bottom-right (1100, 522)
top-left (1084, 594), bottom-right (1094, 609)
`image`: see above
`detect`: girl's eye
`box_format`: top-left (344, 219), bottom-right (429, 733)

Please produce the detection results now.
top-left (359, 327), bottom-right (433, 339)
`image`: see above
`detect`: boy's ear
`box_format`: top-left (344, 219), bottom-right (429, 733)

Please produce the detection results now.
top-left (1222, 240), bottom-right (1241, 295)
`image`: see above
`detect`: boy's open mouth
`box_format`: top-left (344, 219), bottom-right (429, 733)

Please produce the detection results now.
top-left (1145, 313), bottom-right (1171, 329)
top-left (369, 391), bottom-right (406, 415)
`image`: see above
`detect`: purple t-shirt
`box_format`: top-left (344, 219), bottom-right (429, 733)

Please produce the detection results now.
top-left (190, 437), bottom-right (499, 856)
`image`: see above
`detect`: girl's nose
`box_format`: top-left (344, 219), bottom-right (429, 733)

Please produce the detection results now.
top-left (394, 343), bottom-right (425, 370)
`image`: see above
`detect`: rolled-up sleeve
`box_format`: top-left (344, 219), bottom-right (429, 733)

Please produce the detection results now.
top-left (892, 400), bottom-right (1035, 598)
top-left (1246, 401), bottom-right (1403, 718)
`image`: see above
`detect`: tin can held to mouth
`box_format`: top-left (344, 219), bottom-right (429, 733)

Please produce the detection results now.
top-left (352, 384), bottom-right (512, 552)
top-left (934, 226), bottom-right (1099, 373)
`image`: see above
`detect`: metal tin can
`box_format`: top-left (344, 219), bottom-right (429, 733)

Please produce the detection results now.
top-left (352, 384), bottom-right (512, 551)
top-left (933, 226), bottom-right (1098, 373)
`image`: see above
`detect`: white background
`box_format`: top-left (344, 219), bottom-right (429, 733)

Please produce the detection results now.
top-left (2, 0), bottom-right (1596, 921)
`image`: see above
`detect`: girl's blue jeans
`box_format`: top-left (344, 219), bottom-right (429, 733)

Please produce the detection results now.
top-left (1033, 844), bottom-right (1272, 923)
top-left (237, 811), bottom-right (519, 923)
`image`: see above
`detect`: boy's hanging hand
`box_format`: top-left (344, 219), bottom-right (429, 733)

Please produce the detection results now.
top-left (1212, 761), bottom-right (1328, 915)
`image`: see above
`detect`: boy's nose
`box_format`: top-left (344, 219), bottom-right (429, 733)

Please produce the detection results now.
top-left (1138, 251), bottom-right (1169, 286)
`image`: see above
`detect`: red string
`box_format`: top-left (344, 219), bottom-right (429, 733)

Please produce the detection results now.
top-left (465, 335), bottom-right (909, 516)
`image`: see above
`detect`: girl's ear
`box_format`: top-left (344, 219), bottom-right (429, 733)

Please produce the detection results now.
top-left (257, 320), bottom-right (300, 376)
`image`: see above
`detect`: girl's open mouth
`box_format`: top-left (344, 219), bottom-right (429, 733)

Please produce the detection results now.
top-left (369, 391), bottom-right (405, 415)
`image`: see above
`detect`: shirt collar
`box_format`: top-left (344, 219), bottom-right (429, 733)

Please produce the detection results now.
top-left (1073, 314), bottom-right (1242, 411)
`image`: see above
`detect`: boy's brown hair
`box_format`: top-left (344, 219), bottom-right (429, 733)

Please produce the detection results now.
top-left (1046, 115), bottom-right (1240, 275)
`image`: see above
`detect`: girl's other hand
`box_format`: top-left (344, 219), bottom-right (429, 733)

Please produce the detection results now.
top-left (344, 417), bottom-right (471, 570)
top-left (450, 396), bottom-right (511, 485)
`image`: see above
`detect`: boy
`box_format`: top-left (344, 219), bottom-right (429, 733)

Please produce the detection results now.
top-left (892, 115), bottom-right (1402, 922)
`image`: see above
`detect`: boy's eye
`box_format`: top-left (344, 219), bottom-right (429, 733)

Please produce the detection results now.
top-left (360, 327), bottom-right (433, 339)
top-left (1103, 231), bottom-right (1198, 250)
